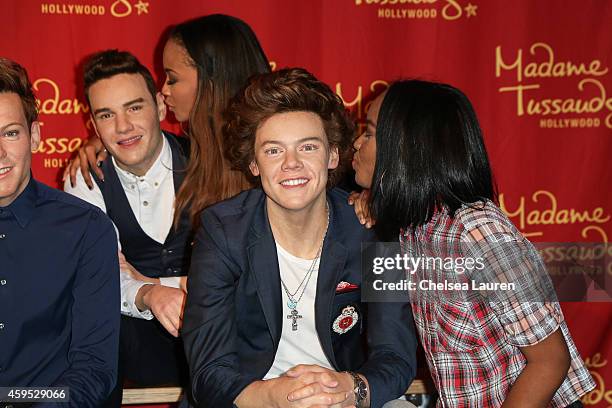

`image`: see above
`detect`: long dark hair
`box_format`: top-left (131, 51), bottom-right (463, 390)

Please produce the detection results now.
top-left (370, 80), bottom-right (496, 238)
top-left (171, 14), bottom-right (271, 227)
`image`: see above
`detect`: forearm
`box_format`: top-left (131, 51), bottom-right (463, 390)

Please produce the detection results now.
top-left (55, 215), bottom-right (120, 407)
top-left (189, 363), bottom-right (257, 408)
top-left (235, 380), bottom-right (273, 408)
top-left (135, 283), bottom-right (155, 311)
top-left (120, 273), bottom-right (155, 318)
top-left (501, 360), bottom-right (568, 408)
top-left (47, 363), bottom-right (116, 408)
top-left (358, 301), bottom-right (417, 408)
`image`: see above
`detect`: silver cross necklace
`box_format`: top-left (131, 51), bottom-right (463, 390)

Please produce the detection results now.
top-left (280, 205), bottom-right (329, 331)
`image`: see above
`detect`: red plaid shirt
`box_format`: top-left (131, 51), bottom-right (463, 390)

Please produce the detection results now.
top-left (400, 201), bottom-right (595, 407)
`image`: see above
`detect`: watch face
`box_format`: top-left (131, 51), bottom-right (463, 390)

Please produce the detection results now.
top-left (357, 380), bottom-right (367, 399)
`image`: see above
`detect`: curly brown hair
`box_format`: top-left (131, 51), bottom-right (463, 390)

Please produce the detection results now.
top-left (224, 67), bottom-right (355, 187)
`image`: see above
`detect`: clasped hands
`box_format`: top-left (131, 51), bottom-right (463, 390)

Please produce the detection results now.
top-left (238, 364), bottom-right (357, 408)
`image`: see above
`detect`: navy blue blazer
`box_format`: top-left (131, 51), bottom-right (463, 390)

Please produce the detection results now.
top-left (182, 188), bottom-right (417, 408)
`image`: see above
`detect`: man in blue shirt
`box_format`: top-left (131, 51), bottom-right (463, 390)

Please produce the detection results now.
top-left (0, 58), bottom-right (120, 406)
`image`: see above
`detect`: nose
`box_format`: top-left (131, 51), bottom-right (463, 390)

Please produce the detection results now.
top-left (353, 133), bottom-right (364, 151)
top-left (161, 78), bottom-right (170, 98)
top-left (281, 149), bottom-right (302, 171)
top-left (115, 113), bottom-right (134, 134)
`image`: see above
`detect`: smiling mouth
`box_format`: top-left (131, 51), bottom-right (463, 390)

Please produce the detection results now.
top-left (0, 166), bottom-right (13, 176)
top-left (280, 178), bottom-right (309, 187)
top-left (117, 135), bottom-right (143, 146)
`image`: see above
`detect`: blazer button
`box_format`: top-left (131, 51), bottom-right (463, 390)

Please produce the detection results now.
top-left (166, 267), bottom-right (173, 274)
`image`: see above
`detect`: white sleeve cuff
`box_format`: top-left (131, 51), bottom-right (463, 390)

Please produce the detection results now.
top-left (121, 271), bottom-right (154, 320)
top-left (159, 276), bottom-right (182, 288)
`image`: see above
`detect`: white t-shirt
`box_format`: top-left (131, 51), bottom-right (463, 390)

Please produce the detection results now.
top-left (264, 243), bottom-right (333, 379)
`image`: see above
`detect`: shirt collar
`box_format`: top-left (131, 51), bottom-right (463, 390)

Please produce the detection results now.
top-left (2, 176), bottom-right (38, 228)
top-left (112, 132), bottom-right (171, 187)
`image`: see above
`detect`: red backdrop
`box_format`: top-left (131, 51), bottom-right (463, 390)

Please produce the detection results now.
top-left (1, 0), bottom-right (611, 406)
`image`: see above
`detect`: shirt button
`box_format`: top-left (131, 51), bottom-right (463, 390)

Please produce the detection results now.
top-left (154, 182), bottom-right (159, 187)
top-left (0, 279), bottom-right (6, 285)
top-left (131, 185), bottom-right (135, 190)
top-left (123, 302), bottom-right (128, 307)
top-left (143, 201), bottom-right (149, 206)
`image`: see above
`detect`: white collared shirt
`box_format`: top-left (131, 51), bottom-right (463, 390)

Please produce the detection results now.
top-left (64, 134), bottom-right (181, 319)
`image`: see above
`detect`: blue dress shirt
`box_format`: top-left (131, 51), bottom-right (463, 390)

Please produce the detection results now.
top-left (0, 177), bottom-right (120, 407)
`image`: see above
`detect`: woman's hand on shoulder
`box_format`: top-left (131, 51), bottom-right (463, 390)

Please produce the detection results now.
top-left (62, 136), bottom-right (107, 189)
top-left (348, 189), bottom-right (376, 229)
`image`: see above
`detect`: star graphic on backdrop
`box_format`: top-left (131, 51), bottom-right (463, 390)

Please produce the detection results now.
top-left (464, 3), bottom-right (478, 18)
top-left (134, 0), bottom-right (149, 15)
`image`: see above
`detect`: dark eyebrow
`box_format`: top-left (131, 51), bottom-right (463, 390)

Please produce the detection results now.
top-left (260, 136), bottom-right (325, 147)
top-left (123, 98), bottom-right (145, 108)
top-left (93, 98), bottom-right (146, 116)
top-left (0, 122), bottom-right (25, 132)
top-left (93, 107), bottom-right (111, 115)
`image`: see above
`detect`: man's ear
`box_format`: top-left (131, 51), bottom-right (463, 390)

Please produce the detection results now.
top-left (156, 92), bottom-right (167, 122)
top-left (249, 160), bottom-right (260, 177)
top-left (328, 145), bottom-right (339, 170)
top-left (89, 114), bottom-right (102, 139)
top-left (29, 121), bottom-right (41, 151)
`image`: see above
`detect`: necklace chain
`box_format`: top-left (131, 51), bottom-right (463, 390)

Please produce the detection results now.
top-left (280, 205), bottom-right (329, 307)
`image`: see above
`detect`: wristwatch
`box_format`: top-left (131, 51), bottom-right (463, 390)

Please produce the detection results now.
top-left (347, 371), bottom-right (368, 408)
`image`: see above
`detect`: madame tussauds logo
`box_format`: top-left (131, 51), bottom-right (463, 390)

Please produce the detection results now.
top-left (495, 42), bottom-right (612, 129)
top-left (354, 0), bottom-right (478, 20)
top-left (40, 0), bottom-right (149, 17)
top-left (499, 190), bottom-right (610, 241)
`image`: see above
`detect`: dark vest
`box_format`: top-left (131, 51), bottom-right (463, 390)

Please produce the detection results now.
top-left (92, 131), bottom-right (193, 278)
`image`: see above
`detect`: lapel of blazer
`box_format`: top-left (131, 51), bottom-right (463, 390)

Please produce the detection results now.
top-left (246, 197), bottom-right (282, 347)
top-left (314, 196), bottom-right (348, 370)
